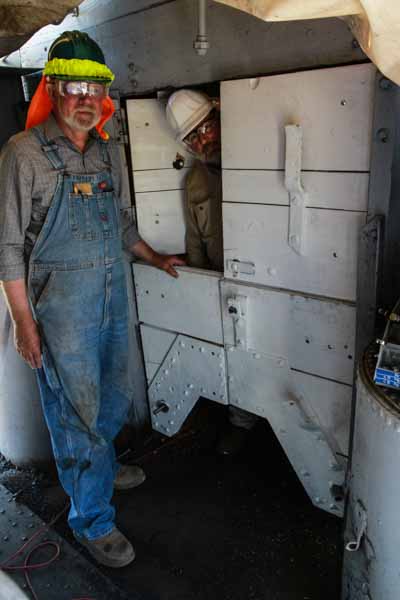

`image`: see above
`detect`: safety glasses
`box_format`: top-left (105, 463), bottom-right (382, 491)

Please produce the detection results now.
top-left (183, 117), bottom-right (218, 148)
top-left (57, 80), bottom-right (109, 98)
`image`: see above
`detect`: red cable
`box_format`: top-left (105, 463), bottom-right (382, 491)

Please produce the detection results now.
top-left (0, 503), bottom-right (96, 600)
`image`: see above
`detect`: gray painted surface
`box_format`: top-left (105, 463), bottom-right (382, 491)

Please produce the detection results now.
top-left (343, 355), bottom-right (400, 600)
top-left (7, 0), bottom-right (365, 95)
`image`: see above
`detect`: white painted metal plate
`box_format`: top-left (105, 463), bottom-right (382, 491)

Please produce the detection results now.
top-left (134, 168), bottom-right (190, 193)
top-left (133, 263), bottom-right (223, 344)
top-left (223, 170), bottom-right (369, 212)
top-left (221, 64), bottom-right (375, 171)
top-left (127, 99), bottom-right (194, 171)
top-left (223, 203), bottom-right (366, 301)
top-left (149, 334), bottom-right (228, 436)
top-left (292, 370), bottom-right (351, 458)
top-left (221, 281), bottom-right (356, 385)
top-left (140, 324), bottom-right (177, 384)
top-left (135, 190), bottom-right (186, 254)
top-left (226, 347), bottom-right (345, 515)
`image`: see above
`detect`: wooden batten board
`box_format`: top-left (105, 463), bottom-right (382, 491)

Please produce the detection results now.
top-left (134, 168), bottom-right (190, 193)
top-left (222, 170), bottom-right (369, 212)
top-left (133, 264), bottom-right (224, 344)
top-left (221, 280), bottom-right (356, 385)
top-left (223, 203), bottom-right (366, 301)
top-left (127, 99), bottom-right (194, 171)
top-left (221, 64), bottom-right (375, 172)
top-left (136, 190), bottom-right (186, 254)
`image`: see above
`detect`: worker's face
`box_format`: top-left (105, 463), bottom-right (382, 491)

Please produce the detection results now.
top-left (48, 80), bottom-right (107, 132)
top-left (183, 113), bottom-right (221, 160)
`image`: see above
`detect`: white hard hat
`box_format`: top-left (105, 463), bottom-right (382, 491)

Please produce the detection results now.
top-left (166, 89), bottom-right (214, 142)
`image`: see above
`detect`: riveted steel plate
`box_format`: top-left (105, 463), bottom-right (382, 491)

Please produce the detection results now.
top-left (226, 348), bottom-right (345, 516)
top-left (0, 484), bottom-right (132, 599)
top-left (149, 334), bottom-right (228, 436)
top-left (134, 264), bottom-right (223, 344)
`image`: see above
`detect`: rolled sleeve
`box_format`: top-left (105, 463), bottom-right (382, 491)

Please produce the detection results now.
top-left (0, 138), bottom-right (33, 281)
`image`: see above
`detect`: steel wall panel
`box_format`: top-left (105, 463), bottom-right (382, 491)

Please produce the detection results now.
top-left (221, 281), bottom-right (356, 385)
top-left (221, 64), bottom-right (375, 171)
top-left (223, 170), bottom-right (369, 211)
top-left (226, 347), bottom-right (346, 515)
top-left (134, 168), bottom-right (190, 193)
top-left (133, 264), bottom-right (224, 344)
top-left (135, 190), bottom-right (186, 254)
top-left (223, 203), bottom-right (366, 300)
top-left (127, 99), bottom-right (194, 171)
top-left (140, 324), bottom-right (177, 384)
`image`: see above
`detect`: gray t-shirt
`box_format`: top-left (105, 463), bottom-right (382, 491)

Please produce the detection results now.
top-left (0, 114), bottom-right (141, 281)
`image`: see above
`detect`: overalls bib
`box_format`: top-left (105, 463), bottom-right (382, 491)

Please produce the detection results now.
top-left (29, 127), bottom-right (133, 540)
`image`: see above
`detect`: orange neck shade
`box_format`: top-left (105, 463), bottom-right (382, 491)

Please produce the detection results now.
top-left (25, 76), bottom-right (115, 141)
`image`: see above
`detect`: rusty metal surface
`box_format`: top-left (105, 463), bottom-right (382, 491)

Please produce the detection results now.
top-left (0, 1), bottom-right (81, 56)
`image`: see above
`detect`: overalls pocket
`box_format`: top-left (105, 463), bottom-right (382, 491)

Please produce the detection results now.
top-left (30, 270), bottom-right (57, 312)
top-left (68, 193), bottom-right (101, 240)
top-left (68, 191), bottom-right (120, 240)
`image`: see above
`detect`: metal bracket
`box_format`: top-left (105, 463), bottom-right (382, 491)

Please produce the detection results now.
top-left (285, 124), bottom-right (307, 255)
top-left (346, 500), bottom-right (368, 552)
top-left (227, 295), bottom-right (248, 350)
top-left (226, 259), bottom-right (255, 278)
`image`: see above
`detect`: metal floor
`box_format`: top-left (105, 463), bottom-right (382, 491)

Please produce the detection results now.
top-left (0, 402), bottom-right (343, 600)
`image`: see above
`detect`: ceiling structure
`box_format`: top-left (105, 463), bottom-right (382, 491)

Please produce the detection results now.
top-left (1, 0), bottom-right (399, 85)
top-left (0, 0), bottom-right (81, 56)
top-left (215, 0), bottom-right (400, 84)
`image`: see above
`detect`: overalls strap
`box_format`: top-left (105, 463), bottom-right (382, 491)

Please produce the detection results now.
top-left (31, 127), bottom-right (65, 172)
top-left (99, 139), bottom-right (112, 169)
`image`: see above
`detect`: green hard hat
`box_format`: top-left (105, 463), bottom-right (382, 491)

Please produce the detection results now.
top-left (45, 30), bottom-right (114, 83)
top-left (48, 30), bottom-right (105, 64)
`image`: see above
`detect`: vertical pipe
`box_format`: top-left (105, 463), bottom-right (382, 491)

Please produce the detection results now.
top-left (193, 0), bottom-right (210, 56)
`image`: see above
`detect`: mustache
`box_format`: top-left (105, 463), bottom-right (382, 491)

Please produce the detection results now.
top-left (72, 107), bottom-right (97, 116)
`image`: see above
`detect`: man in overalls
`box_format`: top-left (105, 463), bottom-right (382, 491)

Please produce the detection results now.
top-left (166, 89), bottom-right (258, 455)
top-left (0, 31), bottom-right (184, 568)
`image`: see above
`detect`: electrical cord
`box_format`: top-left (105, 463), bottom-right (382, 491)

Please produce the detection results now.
top-left (0, 503), bottom-right (96, 600)
top-left (0, 430), bottom-right (197, 599)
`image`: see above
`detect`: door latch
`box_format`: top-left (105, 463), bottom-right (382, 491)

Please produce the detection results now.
top-left (227, 295), bottom-right (248, 350)
top-left (226, 259), bottom-right (255, 278)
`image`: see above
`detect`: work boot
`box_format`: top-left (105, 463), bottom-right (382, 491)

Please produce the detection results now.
top-left (74, 527), bottom-right (135, 568)
top-left (114, 464), bottom-right (146, 491)
top-left (217, 424), bottom-right (249, 456)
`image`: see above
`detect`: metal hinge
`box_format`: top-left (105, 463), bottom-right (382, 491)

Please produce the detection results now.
top-left (110, 90), bottom-right (129, 145)
top-left (346, 500), bottom-right (367, 553)
top-left (285, 124), bottom-right (307, 255)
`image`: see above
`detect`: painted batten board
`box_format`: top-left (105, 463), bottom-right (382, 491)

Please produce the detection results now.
top-left (223, 170), bottom-right (369, 212)
top-left (136, 190), bottom-right (186, 254)
top-left (133, 263), bottom-right (224, 344)
top-left (223, 203), bottom-right (366, 301)
top-left (221, 281), bottom-right (356, 385)
top-left (134, 169), bottom-right (190, 193)
top-left (127, 99), bottom-right (194, 171)
top-left (221, 64), bottom-right (375, 172)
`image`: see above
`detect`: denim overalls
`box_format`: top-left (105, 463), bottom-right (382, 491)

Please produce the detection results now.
top-left (29, 127), bottom-right (133, 540)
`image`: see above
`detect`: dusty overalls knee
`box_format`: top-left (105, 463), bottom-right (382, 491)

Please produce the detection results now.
top-left (28, 128), bottom-right (133, 540)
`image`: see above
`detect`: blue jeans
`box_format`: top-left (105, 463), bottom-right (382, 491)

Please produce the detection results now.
top-left (35, 262), bottom-right (133, 540)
